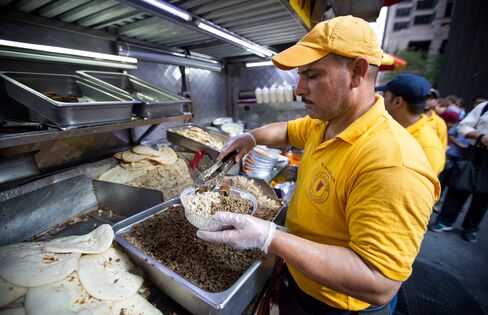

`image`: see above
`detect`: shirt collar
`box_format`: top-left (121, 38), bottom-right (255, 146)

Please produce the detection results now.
top-left (336, 94), bottom-right (387, 145)
top-left (406, 114), bottom-right (428, 134)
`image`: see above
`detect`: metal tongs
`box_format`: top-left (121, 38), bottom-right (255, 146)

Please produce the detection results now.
top-left (194, 150), bottom-right (238, 190)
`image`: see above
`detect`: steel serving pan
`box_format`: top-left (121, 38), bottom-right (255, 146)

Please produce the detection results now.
top-left (166, 123), bottom-right (229, 160)
top-left (77, 71), bottom-right (190, 118)
top-left (0, 72), bottom-right (136, 129)
top-left (113, 198), bottom-right (286, 315)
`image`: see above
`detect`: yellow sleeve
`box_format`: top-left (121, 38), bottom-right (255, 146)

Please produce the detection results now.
top-left (287, 116), bottom-right (315, 149)
top-left (346, 166), bottom-right (436, 281)
top-left (423, 146), bottom-right (446, 175)
top-left (437, 119), bottom-right (448, 148)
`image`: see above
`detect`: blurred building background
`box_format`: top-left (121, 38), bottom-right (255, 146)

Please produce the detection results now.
top-left (383, 0), bottom-right (453, 55)
top-left (380, 0), bottom-right (488, 110)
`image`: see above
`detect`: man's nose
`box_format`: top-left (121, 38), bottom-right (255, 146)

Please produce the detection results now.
top-left (295, 76), bottom-right (307, 96)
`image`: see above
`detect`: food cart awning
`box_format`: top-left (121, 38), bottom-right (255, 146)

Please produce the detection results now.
top-left (379, 53), bottom-right (408, 71)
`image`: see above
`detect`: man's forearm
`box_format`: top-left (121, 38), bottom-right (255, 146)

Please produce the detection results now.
top-left (464, 130), bottom-right (481, 140)
top-left (250, 122), bottom-right (289, 147)
top-left (449, 136), bottom-right (466, 148)
top-left (269, 230), bottom-right (401, 305)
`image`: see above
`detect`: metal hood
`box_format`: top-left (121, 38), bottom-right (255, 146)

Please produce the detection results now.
top-left (0, 0), bottom-right (308, 61)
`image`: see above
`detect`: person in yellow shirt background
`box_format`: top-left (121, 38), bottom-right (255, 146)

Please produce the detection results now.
top-left (378, 74), bottom-right (446, 175)
top-left (196, 16), bottom-right (440, 315)
top-left (425, 88), bottom-right (448, 148)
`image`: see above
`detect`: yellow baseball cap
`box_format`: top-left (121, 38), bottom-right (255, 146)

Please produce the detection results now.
top-left (272, 15), bottom-right (383, 70)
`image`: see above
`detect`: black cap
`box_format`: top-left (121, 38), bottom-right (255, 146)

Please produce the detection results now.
top-left (376, 74), bottom-right (431, 104)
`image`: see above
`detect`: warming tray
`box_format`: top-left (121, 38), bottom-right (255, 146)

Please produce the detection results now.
top-left (0, 72), bottom-right (137, 129)
top-left (77, 71), bottom-right (190, 118)
top-left (166, 123), bottom-right (229, 160)
top-left (113, 197), bottom-right (287, 315)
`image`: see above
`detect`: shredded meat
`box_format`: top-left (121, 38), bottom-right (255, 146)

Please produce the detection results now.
top-left (122, 206), bottom-right (262, 292)
top-left (221, 176), bottom-right (282, 220)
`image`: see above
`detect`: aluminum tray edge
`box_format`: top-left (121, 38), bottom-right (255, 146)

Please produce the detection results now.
top-left (112, 198), bottom-right (276, 315)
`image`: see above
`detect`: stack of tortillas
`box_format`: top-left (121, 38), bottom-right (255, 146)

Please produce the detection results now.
top-left (99, 145), bottom-right (178, 184)
top-left (0, 225), bottom-right (162, 315)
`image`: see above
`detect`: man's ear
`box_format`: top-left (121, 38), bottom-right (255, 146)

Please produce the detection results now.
top-left (393, 96), bottom-right (405, 109)
top-left (350, 57), bottom-right (369, 88)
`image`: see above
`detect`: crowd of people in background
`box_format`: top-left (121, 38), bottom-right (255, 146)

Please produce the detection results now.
top-left (427, 90), bottom-right (488, 243)
top-left (379, 74), bottom-right (488, 243)
top-left (377, 73), bottom-right (488, 243)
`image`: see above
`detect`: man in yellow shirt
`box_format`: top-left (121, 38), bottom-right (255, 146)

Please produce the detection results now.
top-left (197, 16), bottom-right (440, 314)
top-left (378, 74), bottom-right (446, 175)
top-left (425, 89), bottom-right (448, 148)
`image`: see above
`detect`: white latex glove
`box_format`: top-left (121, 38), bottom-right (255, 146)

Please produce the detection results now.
top-left (197, 212), bottom-right (277, 253)
top-left (219, 132), bottom-right (256, 163)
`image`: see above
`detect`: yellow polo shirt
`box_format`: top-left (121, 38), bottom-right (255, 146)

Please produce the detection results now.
top-left (407, 115), bottom-right (446, 175)
top-left (285, 96), bottom-right (440, 311)
top-left (426, 110), bottom-right (448, 148)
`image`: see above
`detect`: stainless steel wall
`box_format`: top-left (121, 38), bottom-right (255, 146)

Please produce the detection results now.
top-left (228, 63), bottom-right (306, 130)
top-left (128, 61), bottom-right (228, 125)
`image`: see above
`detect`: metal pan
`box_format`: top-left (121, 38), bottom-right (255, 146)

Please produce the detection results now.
top-left (113, 198), bottom-right (287, 315)
top-left (0, 72), bottom-right (136, 129)
top-left (166, 123), bottom-right (229, 160)
top-left (77, 71), bottom-right (190, 118)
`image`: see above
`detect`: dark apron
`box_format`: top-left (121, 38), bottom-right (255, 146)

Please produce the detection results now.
top-left (278, 266), bottom-right (392, 315)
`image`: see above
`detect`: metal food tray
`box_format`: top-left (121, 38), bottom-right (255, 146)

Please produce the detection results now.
top-left (166, 123), bottom-right (229, 160)
top-left (0, 151), bottom-right (39, 185)
top-left (77, 71), bottom-right (190, 118)
top-left (113, 197), bottom-right (287, 315)
top-left (0, 72), bottom-right (137, 129)
top-left (0, 173), bottom-right (164, 246)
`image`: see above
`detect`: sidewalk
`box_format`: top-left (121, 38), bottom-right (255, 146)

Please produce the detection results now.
top-left (418, 196), bottom-right (488, 313)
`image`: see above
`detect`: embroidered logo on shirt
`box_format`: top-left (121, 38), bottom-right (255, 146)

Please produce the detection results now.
top-left (308, 172), bottom-right (330, 204)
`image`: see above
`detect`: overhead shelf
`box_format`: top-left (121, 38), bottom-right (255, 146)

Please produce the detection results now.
top-left (0, 113), bottom-right (192, 149)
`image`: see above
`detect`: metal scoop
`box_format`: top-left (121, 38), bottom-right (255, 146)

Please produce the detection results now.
top-left (194, 150), bottom-right (238, 190)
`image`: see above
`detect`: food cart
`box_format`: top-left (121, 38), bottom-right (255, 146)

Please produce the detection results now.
top-left (0, 1), bottom-right (307, 313)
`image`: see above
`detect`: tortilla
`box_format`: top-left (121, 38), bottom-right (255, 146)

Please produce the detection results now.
top-left (120, 161), bottom-right (131, 168)
top-left (25, 272), bottom-right (112, 315)
top-left (113, 151), bottom-right (126, 160)
top-left (0, 244), bottom-right (80, 287)
top-left (98, 166), bottom-right (136, 184)
top-left (43, 224), bottom-right (114, 254)
top-left (0, 308), bottom-right (26, 315)
top-left (0, 277), bottom-right (28, 308)
top-left (110, 294), bottom-right (162, 315)
top-left (132, 145), bottom-right (160, 156)
top-left (0, 242), bottom-right (44, 262)
top-left (122, 151), bottom-right (149, 163)
top-left (128, 160), bottom-right (157, 171)
top-left (148, 147), bottom-right (178, 165)
top-left (78, 247), bottom-right (143, 301)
